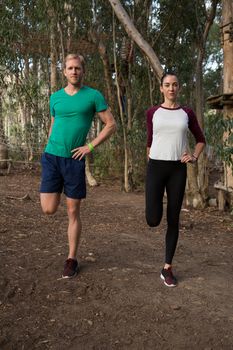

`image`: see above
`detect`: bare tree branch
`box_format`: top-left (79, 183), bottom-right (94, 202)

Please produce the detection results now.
top-left (108, 0), bottom-right (164, 82)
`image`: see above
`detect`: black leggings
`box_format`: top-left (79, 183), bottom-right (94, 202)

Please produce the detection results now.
top-left (146, 159), bottom-right (187, 264)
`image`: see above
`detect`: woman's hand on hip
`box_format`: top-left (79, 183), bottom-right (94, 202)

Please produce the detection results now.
top-left (181, 152), bottom-right (196, 163)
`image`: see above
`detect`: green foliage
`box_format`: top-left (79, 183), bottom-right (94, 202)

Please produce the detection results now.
top-left (92, 140), bottom-right (122, 179)
top-left (0, 0), bottom-right (227, 187)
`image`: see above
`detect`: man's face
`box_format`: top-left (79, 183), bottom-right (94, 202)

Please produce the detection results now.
top-left (64, 58), bottom-right (84, 86)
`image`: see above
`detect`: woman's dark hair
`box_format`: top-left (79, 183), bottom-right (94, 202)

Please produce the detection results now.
top-left (160, 71), bottom-right (178, 86)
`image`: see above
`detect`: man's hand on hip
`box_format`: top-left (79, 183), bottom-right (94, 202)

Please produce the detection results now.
top-left (71, 145), bottom-right (92, 160)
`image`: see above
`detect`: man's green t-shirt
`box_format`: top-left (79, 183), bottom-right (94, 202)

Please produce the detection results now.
top-left (45, 86), bottom-right (108, 158)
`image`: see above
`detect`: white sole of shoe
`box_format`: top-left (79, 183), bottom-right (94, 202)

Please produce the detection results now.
top-left (160, 273), bottom-right (177, 287)
top-left (62, 270), bottom-right (78, 279)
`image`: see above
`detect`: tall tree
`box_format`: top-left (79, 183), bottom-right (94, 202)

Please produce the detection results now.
top-left (186, 0), bottom-right (219, 208)
top-left (222, 0), bottom-right (233, 188)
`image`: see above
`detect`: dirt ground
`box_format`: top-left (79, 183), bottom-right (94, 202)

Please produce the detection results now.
top-left (0, 166), bottom-right (233, 350)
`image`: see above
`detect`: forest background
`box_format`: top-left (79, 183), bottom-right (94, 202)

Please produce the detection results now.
top-left (0, 0), bottom-right (231, 208)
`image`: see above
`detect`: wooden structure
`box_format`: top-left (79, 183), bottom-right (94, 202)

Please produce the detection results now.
top-left (0, 159), bottom-right (12, 174)
top-left (206, 0), bottom-right (233, 210)
top-left (214, 181), bottom-right (233, 210)
top-left (207, 93), bottom-right (233, 109)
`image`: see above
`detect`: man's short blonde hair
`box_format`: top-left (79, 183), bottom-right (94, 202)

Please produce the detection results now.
top-left (64, 54), bottom-right (85, 71)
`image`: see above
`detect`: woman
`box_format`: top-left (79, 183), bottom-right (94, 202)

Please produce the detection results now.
top-left (146, 72), bottom-right (206, 287)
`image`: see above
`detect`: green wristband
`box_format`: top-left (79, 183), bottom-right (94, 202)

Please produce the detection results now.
top-left (87, 143), bottom-right (95, 152)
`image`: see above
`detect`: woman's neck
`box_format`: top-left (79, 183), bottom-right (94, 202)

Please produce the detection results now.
top-left (161, 101), bottom-right (179, 109)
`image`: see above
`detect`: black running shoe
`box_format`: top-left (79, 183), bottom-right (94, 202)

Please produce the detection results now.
top-left (160, 267), bottom-right (177, 287)
top-left (62, 258), bottom-right (79, 279)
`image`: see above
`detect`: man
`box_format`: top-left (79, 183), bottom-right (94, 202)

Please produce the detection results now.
top-left (40, 53), bottom-right (116, 279)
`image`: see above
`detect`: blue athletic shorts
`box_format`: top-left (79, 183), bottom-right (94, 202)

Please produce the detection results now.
top-left (40, 152), bottom-right (86, 199)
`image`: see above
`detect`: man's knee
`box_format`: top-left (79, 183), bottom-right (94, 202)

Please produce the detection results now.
top-left (40, 193), bottom-right (60, 215)
top-left (66, 199), bottom-right (81, 219)
top-left (41, 205), bottom-right (57, 215)
top-left (67, 206), bottom-right (79, 218)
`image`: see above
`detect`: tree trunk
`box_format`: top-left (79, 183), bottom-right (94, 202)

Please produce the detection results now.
top-left (64, 2), bottom-right (72, 53)
top-left (89, 27), bottom-right (116, 111)
top-left (87, 30), bottom-right (116, 188)
top-left (222, 0), bottom-right (233, 188)
top-left (85, 156), bottom-right (98, 187)
top-left (113, 12), bottom-right (132, 192)
top-left (46, 1), bottom-right (57, 93)
top-left (50, 23), bottom-right (57, 93)
top-left (0, 91), bottom-right (6, 144)
top-left (0, 91), bottom-right (8, 169)
top-left (31, 56), bottom-right (40, 161)
top-left (108, 0), bottom-right (164, 82)
top-left (23, 56), bottom-right (33, 162)
top-left (186, 0), bottom-right (218, 208)
top-left (98, 40), bottom-right (115, 110)
top-left (189, 47), bottom-right (208, 208)
top-left (186, 164), bottom-right (204, 208)
top-left (58, 21), bottom-right (65, 65)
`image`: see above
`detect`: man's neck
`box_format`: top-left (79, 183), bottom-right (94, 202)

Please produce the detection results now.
top-left (64, 84), bottom-right (83, 95)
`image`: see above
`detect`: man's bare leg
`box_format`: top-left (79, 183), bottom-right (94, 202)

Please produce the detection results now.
top-left (66, 198), bottom-right (82, 259)
top-left (41, 194), bottom-right (81, 278)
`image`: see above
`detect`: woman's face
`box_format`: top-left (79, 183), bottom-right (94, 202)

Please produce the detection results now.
top-left (160, 75), bottom-right (179, 102)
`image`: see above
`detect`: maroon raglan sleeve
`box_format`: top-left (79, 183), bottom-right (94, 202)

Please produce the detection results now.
top-left (183, 107), bottom-right (206, 144)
